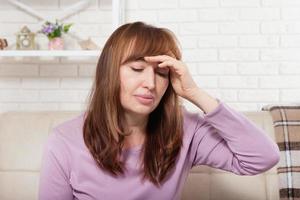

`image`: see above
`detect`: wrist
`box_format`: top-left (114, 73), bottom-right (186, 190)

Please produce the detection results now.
top-left (186, 88), bottom-right (220, 114)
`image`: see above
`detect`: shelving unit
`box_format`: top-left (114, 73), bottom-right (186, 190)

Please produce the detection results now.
top-left (0, 0), bottom-right (124, 58)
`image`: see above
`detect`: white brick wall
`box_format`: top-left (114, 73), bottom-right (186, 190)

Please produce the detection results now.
top-left (1, 0), bottom-right (300, 112)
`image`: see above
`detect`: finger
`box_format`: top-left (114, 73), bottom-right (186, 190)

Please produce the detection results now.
top-left (144, 55), bottom-right (173, 63)
top-left (158, 60), bottom-right (182, 72)
top-left (158, 60), bottom-right (173, 68)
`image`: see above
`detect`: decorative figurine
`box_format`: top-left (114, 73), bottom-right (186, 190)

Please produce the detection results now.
top-left (16, 26), bottom-right (36, 50)
top-left (0, 38), bottom-right (8, 50)
top-left (79, 37), bottom-right (99, 50)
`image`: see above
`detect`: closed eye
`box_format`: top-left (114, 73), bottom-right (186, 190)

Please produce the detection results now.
top-left (130, 66), bottom-right (169, 78)
top-left (131, 67), bottom-right (143, 72)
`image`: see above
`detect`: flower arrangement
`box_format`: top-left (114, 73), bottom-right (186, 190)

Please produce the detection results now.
top-left (39, 20), bottom-right (73, 50)
top-left (40, 20), bottom-right (73, 40)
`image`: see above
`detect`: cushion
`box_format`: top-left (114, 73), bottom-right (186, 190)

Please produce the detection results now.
top-left (262, 104), bottom-right (300, 199)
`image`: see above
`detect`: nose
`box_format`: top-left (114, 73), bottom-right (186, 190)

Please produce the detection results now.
top-left (143, 68), bottom-right (155, 90)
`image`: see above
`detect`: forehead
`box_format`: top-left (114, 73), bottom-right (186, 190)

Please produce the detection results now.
top-left (120, 36), bottom-right (175, 65)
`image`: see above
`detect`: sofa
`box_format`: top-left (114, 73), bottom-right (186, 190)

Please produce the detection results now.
top-left (0, 110), bottom-right (279, 200)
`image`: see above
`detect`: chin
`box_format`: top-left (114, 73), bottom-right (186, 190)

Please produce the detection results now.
top-left (126, 104), bottom-right (157, 116)
top-left (133, 106), bottom-right (155, 115)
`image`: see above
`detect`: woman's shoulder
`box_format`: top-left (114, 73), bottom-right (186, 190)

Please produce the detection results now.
top-left (54, 112), bottom-right (86, 134)
top-left (48, 112), bottom-right (86, 146)
top-left (42, 113), bottom-right (87, 173)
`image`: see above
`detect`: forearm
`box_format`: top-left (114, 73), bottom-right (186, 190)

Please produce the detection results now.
top-left (190, 97), bottom-right (280, 175)
top-left (186, 87), bottom-right (220, 114)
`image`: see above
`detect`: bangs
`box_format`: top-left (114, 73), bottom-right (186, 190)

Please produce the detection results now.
top-left (121, 27), bottom-right (181, 65)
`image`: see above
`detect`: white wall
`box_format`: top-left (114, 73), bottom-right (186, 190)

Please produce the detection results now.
top-left (0, 0), bottom-right (300, 112)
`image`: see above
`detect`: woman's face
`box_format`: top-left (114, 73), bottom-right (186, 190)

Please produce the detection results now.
top-left (119, 58), bottom-right (170, 116)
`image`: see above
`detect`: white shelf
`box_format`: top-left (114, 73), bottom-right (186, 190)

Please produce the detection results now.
top-left (0, 50), bottom-right (101, 57)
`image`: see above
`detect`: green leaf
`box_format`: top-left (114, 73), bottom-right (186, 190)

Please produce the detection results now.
top-left (53, 28), bottom-right (61, 38)
top-left (63, 23), bottom-right (73, 33)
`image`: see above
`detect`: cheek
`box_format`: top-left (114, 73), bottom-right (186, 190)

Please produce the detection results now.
top-left (119, 74), bottom-right (130, 102)
top-left (157, 78), bottom-right (169, 94)
top-left (120, 80), bottom-right (130, 99)
top-left (120, 78), bottom-right (137, 99)
top-left (119, 70), bottom-right (130, 94)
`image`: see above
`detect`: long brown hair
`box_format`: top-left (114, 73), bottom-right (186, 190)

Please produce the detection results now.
top-left (83, 21), bottom-right (183, 186)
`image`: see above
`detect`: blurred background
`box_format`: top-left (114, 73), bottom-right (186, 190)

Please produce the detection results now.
top-left (0, 0), bottom-right (300, 112)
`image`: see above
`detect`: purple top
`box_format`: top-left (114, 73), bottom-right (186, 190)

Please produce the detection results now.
top-left (38, 100), bottom-right (280, 200)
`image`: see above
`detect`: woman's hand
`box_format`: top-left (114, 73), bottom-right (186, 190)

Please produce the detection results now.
top-left (144, 55), bottom-right (220, 114)
top-left (144, 55), bottom-right (199, 100)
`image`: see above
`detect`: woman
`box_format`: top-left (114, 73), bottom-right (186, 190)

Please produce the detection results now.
top-left (39, 21), bottom-right (280, 200)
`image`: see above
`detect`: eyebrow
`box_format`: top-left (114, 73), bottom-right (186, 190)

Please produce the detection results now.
top-left (130, 57), bottom-right (148, 65)
top-left (122, 56), bottom-right (145, 65)
top-left (134, 57), bottom-right (146, 62)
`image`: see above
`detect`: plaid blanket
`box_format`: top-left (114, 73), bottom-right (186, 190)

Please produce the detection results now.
top-left (262, 105), bottom-right (300, 200)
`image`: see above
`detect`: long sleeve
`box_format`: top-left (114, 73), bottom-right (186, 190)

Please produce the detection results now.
top-left (190, 100), bottom-right (280, 175)
top-left (38, 129), bottom-right (73, 200)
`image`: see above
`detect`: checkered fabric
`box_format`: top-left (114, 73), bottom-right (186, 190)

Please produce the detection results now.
top-left (262, 105), bottom-right (300, 200)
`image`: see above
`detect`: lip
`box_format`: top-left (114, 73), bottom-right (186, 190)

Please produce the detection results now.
top-left (135, 94), bottom-right (154, 99)
top-left (134, 94), bottom-right (154, 105)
